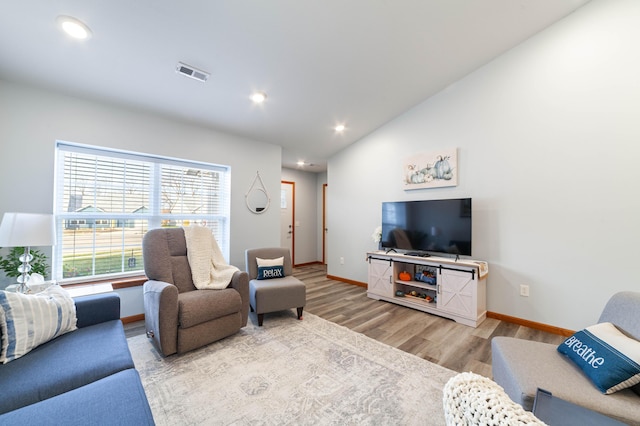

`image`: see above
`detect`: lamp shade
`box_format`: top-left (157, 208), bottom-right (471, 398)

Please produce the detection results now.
top-left (0, 213), bottom-right (56, 247)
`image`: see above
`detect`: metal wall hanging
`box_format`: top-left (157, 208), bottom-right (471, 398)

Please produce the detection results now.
top-left (246, 171), bottom-right (271, 214)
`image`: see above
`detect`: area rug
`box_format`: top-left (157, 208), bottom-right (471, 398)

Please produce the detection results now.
top-left (127, 312), bottom-right (456, 425)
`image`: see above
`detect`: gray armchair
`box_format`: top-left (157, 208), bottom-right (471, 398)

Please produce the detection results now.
top-left (142, 227), bottom-right (249, 356)
top-left (491, 291), bottom-right (640, 424)
top-left (245, 247), bottom-right (306, 326)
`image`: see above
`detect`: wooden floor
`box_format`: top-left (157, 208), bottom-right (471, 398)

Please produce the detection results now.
top-left (297, 264), bottom-right (564, 378)
top-left (126, 264), bottom-right (565, 379)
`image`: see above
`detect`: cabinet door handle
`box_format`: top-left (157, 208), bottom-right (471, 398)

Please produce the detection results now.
top-left (437, 284), bottom-right (440, 294)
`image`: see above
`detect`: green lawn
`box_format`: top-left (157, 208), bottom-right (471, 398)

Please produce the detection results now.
top-left (63, 249), bottom-right (143, 278)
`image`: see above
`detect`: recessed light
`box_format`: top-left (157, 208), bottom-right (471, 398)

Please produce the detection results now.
top-left (57, 16), bottom-right (92, 40)
top-left (297, 161), bottom-right (305, 167)
top-left (334, 124), bottom-right (346, 132)
top-left (251, 92), bottom-right (267, 103)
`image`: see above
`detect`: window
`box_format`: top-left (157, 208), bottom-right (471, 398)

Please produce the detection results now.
top-left (53, 141), bottom-right (231, 282)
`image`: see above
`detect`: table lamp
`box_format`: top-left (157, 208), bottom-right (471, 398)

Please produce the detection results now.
top-left (0, 212), bottom-right (56, 293)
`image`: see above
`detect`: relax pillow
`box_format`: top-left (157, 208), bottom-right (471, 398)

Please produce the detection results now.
top-left (0, 286), bottom-right (77, 364)
top-left (256, 256), bottom-right (285, 280)
top-left (557, 322), bottom-right (640, 394)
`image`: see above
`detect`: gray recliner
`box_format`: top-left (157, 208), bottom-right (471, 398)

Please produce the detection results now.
top-left (142, 227), bottom-right (249, 356)
top-left (245, 247), bottom-right (306, 326)
top-left (491, 291), bottom-right (640, 425)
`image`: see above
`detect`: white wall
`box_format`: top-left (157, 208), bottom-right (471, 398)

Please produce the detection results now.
top-left (281, 167), bottom-right (325, 264)
top-left (0, 80), bottom-right (282, 316)
top-left (327, 0), bottom-right (640, 331)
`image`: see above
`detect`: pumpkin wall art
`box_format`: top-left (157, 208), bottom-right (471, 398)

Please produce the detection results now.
top-left (403, 148), bottom-right (458, 190)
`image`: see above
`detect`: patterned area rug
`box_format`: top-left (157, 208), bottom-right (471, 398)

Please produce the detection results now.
top-left (127, 312), bottom-right (455, 425)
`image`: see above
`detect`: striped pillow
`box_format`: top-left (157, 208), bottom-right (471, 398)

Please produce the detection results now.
top-left (0, 286), bottom-right (77, 364)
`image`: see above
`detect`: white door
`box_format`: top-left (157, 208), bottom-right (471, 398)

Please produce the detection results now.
top-left (322, 183), bottom-right (327, 265)
top-left (280, 181), bottom-right (294, 262)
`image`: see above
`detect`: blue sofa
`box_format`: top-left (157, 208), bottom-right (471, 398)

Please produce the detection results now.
top-left (0, 292), bottom-right (155, 425)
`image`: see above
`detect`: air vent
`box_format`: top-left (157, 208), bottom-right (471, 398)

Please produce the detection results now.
top-left (176, 62), bottom-right (210, 82)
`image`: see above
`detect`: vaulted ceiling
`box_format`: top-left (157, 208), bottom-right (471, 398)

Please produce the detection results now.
top-left (0, 0), bottom-right (590, 171)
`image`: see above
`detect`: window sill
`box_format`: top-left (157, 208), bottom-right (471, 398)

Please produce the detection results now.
top-left (66, 282), bottom-right (114, 298)
top-left (62, 275), bottom-right (147, 290)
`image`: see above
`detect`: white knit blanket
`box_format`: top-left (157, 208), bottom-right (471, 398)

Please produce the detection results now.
top-left (183, 225), bottom-right (239, 290)
top-left (443, 372), bottom-right (546, 425)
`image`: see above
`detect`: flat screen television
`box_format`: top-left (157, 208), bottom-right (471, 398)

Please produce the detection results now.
top-left (381, 198), bottom-right (472, 256)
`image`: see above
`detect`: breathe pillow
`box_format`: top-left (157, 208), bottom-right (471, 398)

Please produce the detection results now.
top-left (0, 286), bottom-right (77, 364)
top-left (557, 322), bottom-right (640, 394)
top-left (256, 256), bottom-right (285, 280)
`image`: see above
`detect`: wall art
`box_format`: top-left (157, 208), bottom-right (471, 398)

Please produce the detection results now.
top-left (403, 148), bottom-right (457, 190)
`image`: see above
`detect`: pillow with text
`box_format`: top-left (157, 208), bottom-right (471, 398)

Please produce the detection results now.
top-left (557, 322), bottom-right (640, 394)
top-left (257, 265), bottom-right (285, 280)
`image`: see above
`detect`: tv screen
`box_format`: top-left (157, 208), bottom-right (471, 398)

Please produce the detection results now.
top-left (381, 198), bottom-right (472, 256)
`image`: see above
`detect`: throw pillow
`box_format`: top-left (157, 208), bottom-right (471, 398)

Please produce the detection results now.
top-left (557, 322), bottom-right (640, 394)
top-left (256, 256), bottom-right (285, 280)
top-left (0, 285), bottom-right (77, 364)
top-left (257, 265), bottom-right (285, 280)
top-left (256, 257), bottom-right (284, 267)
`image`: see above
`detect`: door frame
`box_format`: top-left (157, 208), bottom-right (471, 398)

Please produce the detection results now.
top-left (281, 180), bottom-right (295, 265)
top-left (322, 183), bottom-right (327, 265)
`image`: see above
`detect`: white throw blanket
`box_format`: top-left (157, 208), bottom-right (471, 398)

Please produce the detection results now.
top-left (183, 225), bottom-right (239, 290)
top-left (443, 372), bottom-right (545, 425)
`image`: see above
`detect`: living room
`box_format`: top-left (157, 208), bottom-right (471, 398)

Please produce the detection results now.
top-left (1, 0), bottom-right (639, 423)
top-left (2, 0), bottom-right (638, 330)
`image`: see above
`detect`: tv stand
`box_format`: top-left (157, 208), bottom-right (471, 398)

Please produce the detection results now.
top-left (366, 251), bottom-right (488, 327)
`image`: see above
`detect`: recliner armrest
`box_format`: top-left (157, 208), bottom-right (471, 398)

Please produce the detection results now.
top-left (74, 293), bottom-right (121, 328)
top-left (143, 280), bottom-right (179, 356)
top-left (229, 271), bottom-right (250, 327)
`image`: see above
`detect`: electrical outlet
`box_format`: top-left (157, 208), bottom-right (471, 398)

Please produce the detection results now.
top-left (520, 284), bottom-right (530, 297)
top-left (340, 257), bottom-right (344, 265)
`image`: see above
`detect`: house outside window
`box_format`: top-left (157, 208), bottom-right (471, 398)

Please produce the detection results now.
top-left (53, 141), bottom-right (231, 282)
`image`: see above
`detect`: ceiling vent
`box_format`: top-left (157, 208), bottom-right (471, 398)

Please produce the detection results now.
top-left (176, 62), bottom-right (210, 82)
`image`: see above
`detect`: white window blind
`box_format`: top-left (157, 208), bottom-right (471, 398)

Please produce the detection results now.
top-left (53, 141), bottom-right (231, 282)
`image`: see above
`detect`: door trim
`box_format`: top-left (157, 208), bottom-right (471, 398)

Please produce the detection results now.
top-left (281, 180), bottom-right (295, 266)
top-left (322, 183), bottom-right (327, 265)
